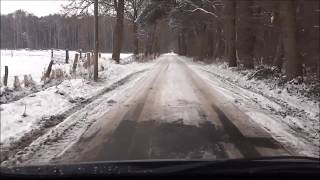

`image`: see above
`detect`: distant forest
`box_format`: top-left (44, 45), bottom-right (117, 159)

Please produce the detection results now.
top-left (1, 10), bottom-right (136, 52)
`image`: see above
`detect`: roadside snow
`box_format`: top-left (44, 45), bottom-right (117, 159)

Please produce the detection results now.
top-left (3, 67), bottom-right (150, 166)
top-left (184, 57), bottom-right (319, 157)
top-left (0, 52), bottom-right (153, 148)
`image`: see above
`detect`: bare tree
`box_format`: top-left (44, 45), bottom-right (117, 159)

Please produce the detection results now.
top-left (63, 0), bottom-right (124, 64)
top-left (125, 0), bottom-right (145, 55)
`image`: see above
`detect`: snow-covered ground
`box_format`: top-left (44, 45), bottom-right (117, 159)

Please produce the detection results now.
top-left (0, 50), bottom-right (151, 148)
top-left (185, 57), bottom-right (319, 157)
top-left (0, 49), bottom-right (132, 87)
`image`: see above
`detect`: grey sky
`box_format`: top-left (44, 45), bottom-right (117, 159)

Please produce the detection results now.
top-left (1, 0), bottom-right (68, 17)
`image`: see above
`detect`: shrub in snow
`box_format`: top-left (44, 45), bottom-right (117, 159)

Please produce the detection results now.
top-left (28, 75), bottom-right (36, 87)
top-left (50, 69), bottom-right (56, 80)
top-left (23, 75), bottom-right (30, 87)
top-left (55, 69), bottom-right (64, 79)
top-left (13, 76), bottom-right (22, 91)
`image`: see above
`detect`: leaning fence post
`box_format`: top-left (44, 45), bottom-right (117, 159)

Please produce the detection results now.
top-left (3, 66), bottom-right (8, 86)
top-left (73, 54), bottom-right (79, 73)
top-left (45, 60), bottom-right (54, 78)
top-left (66, 49), bottom-right (69, 64)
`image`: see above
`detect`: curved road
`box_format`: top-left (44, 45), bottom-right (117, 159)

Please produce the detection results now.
top-left (55, 55), bottom-right (289, 164)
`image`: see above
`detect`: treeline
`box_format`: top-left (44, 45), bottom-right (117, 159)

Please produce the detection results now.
top-left (0, 10), bottom-right (134, 52)
top-left (138, 0), bottom-right (320, 80)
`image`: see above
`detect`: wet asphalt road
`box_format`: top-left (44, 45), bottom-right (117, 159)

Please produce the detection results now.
top-left (55, 55), bottom-right (289, 164)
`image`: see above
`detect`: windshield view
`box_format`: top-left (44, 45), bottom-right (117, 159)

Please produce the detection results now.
top-left (0, 0), bottom-right (319, 174)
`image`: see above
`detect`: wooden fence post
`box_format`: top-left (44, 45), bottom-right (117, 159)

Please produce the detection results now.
top-left (3, 66), bottom-right (8, 86)
top-left (66, 49), bottom-right (69, 64)
top-left (45, 60), bottom-right (54, 78)
top-left (80, 49), bottom-right (82, 58)
top-left (73, 54), bottom-right (79, 73)
top-left (13, 76), bottom-right (21, 90)
top-left (51, 49), bottom-right (53, 58)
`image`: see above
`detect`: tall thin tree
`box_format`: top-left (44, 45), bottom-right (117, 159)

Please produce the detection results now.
top-left (94, 0), bottom-right (99, 81)
top-left (280, 0), bottom-right (302, 79)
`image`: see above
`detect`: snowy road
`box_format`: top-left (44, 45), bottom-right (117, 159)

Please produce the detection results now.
top-left (2, 55), bottom-right (296, 167)
top-left (47, 55), bottom-right (290, 164)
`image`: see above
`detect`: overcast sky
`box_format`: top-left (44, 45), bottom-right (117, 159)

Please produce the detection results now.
top-left (1, 0), bottom-right (68, 17)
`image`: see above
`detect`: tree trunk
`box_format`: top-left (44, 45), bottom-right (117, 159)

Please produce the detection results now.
top-left (133, 22), bottom-right (139, 55)
top-left (273, 33), bottom-right (284, 70)
top-left (94, 0), bottom-right (99, 81)
top-left (237, 0), bottom-right (255, 69)
top-left (225, 0), bottom-right (237, 67)
top-left (280, 0), bottom-right (302, 79)
top-left (178, 32), bottom-right (182, 55)
top-left (112, 0), bottom-right (124, 63)
top-left (152, 24), bottom-right (160, 57)
top-left (213, 26), bottom-right (222, 60)
top-left (207, 29), bottom-right (214, 58)
top-left (178, 31), bottom-right (187, 56)
top-left (199, 25), bottom-right (207, 61)
top-left (181, 30), bottom-right (187, 55)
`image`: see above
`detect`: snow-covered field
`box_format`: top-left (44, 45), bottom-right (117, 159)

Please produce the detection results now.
top-left (186, 57), bottom-right (320, 157)
top-left (0, 50), bottom-right (149, 148)
top-left (0, 49), bottom-right (132, 87)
